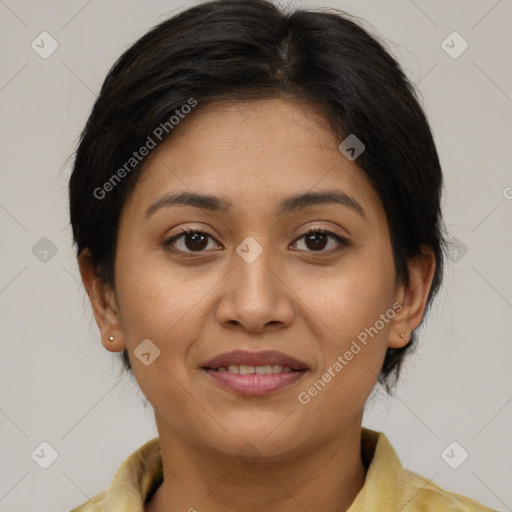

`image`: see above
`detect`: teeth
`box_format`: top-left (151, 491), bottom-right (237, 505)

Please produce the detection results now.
top-left (220, 364), bottom-right (293, 374)
top-left (239, 364), bottom-right (254, 375)
top-left (256, 365), bottom-right (273, 374)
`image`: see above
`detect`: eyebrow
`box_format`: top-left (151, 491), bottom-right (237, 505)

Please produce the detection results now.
top-left (144, 189), bottom-right (365, 219)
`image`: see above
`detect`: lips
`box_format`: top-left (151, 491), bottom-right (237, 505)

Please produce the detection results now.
top-left (201, 350), bottom-right (309, 371)
top-left (200, 350), bottom-right (309, 395)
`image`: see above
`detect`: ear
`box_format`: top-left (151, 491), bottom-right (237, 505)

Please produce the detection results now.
top-left (77, 249), bottom-right (126, 353)
top-left (389, 246), bottom-right (437, 349)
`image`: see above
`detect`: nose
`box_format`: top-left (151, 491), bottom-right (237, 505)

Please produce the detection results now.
top-left (216, 243), bottom-right (295, 333)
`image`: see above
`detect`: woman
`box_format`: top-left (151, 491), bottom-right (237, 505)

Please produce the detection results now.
top-left (68, 0), bottom-right (496, 510)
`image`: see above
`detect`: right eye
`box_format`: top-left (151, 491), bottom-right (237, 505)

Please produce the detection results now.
top-left (164, 228), bottom-right (223, 255)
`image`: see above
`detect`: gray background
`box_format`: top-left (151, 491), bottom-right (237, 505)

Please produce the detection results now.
top-left (0, 0), bottom-right (510, 510)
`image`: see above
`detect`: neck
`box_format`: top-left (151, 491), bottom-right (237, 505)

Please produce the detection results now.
top-left (146, 415), bottom-right (366, 512)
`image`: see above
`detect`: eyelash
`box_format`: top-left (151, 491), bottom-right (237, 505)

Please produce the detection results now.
top-left (163, 227), bottom-right (349, 257)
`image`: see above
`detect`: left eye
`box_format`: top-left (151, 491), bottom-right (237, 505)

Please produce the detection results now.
top-left (291, 229), bottom-right (348, 253)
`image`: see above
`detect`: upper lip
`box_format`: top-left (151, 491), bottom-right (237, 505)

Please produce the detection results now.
top-left (201, 350), bottom-right (309, 370)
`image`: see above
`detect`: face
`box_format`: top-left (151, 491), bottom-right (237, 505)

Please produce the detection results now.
top-left (83, 97), bottom-right (427, 461)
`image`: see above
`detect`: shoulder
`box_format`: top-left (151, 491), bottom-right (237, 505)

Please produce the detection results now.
top-left (356, 429), bottom-right (497, 511)
top-left (67, 437), bottom-right (162, 511)
top-left (396, 467), bottom-right (497, 511)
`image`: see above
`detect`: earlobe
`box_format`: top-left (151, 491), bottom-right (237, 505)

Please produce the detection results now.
top-left (77, 249), bottom-right (126, 352)
top-left (388, 304), bottom-right (411, 349)
top-left (389, 247), bottom-right (436, 349)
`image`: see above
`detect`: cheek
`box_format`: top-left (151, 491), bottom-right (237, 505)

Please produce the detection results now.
top-left (114, 256), bottom-right (225, 392)
top-left (295, 275), bottom-right (396, 429)
top-left (114, 266), bottom-right (206, 409)
top-left (302, 253), bottom-right (396, 343)
top-left (115, 247), bottom-right (208, 338)
top-left (299, 258), bottom-right (397, 415)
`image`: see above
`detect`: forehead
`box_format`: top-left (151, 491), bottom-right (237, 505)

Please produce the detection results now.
top-left (122, 97), bottom-right (383, 223)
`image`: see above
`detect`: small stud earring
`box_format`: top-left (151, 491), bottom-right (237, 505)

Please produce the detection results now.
top-left (108, 336), bottom-right (115, 342)
top-left (399, 333), bottom-right (406, 338)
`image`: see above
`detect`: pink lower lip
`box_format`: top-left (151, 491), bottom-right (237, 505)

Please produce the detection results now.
top-left (202, 368), bottom-right (307, 395)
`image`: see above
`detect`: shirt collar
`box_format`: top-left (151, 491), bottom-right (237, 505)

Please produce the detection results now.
top-left (104, 428), bottom-right (400, 511)
top-left (106, 436), bottom-right (163, 511)
top-left (348, 428), bottom-right (404, 511)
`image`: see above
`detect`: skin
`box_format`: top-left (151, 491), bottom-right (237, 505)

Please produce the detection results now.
top-left (78, 96), bottom-right (435, 512)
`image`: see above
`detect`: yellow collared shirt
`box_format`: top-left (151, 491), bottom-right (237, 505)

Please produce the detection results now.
top-left (70, 428), bottom-right (496, 511)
